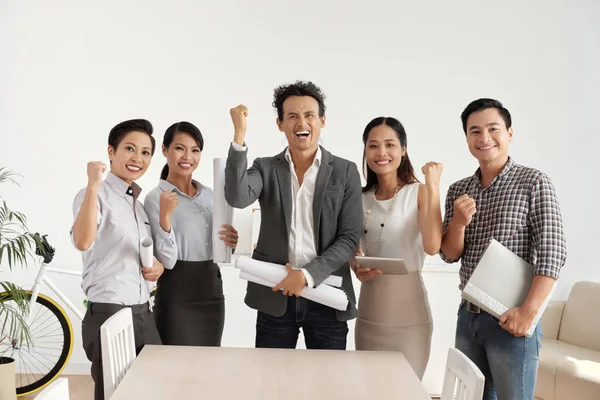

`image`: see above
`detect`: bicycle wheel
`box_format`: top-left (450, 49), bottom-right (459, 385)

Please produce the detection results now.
top-left (0, 291), bottom-right (74, 396)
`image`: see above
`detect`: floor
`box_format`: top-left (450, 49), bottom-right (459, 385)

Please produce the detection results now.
top-left (20, 375), bottom-right (93, 400)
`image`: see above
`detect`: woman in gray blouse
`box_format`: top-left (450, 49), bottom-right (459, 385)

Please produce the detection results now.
top-left (71, 119), bottom-right (172, 400)
top-left (144, 121), bottom-right (238, 346)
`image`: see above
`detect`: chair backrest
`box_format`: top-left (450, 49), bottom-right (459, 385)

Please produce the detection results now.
top-left (559, 281), bottom-right (600, 351)
top-left (100, 307), bottom-right (136, 399)
top-left (441, 348), bottom-right (485, 400)
top-left (34, 377), bottom-right (69, 399)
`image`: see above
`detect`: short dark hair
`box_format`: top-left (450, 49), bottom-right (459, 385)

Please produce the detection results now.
top-left (272, 80), bottom-right (326, 120)
top-left (160, 121), bottom-right (204, 180)
top-left (108, 119), bottom-right (156, 155)
top-left (460, 98), bottom-right (512, 135)
top-left (362, 117), bottom-right (419, 192)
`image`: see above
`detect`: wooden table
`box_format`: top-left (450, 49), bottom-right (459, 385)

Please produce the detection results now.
top-left (110, 345), bottom-right (431, 399)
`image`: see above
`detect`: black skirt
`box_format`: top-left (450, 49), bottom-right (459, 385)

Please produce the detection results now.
top-left (154, 260), bottom-right (225, 346)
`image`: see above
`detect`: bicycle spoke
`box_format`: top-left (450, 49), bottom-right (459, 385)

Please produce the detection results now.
top-left (28, 342), bottom-right (66, 346)
top-left (22, 345), bottom-right (62, 357)
top-left (2, 293), bottom-right (73, 394)
top-left (19, 350), bottom-right (39, 387)
top-left (29, 302), bottom-right (46, 327)
top-left (30, 312), bottom-right (58, 334)
top-left (20, 348), bottom-right (56, 372)
top-left (32, 324), bottom-right (63, 339)
top-left (19, 350), bottom-right (50, 375)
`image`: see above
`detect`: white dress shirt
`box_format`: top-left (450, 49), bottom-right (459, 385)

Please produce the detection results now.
top-left (231, 141), bottom-right (319, 287)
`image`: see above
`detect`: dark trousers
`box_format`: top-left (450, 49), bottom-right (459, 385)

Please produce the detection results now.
top-left (154, 260), bottom-right (225, 346)
top-left (256, 296), bottom-right (348, 350)
top-left (81, 301), bottom-right (162, 400)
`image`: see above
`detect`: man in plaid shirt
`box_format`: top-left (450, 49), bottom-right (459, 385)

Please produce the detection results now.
top-left (440, 98), bottom-right (567, 400)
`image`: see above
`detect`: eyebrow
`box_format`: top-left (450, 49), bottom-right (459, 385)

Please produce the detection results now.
top-left (367, 139), bottom-right (397, 143)
top-left (174, 142), bottom-right (200, 149)
top-left (286, 111), bottom-right (317, 116)
top-left (468, 122), bottom-right (501, 132)
top-left (124, 141), bottom-right (151, 151)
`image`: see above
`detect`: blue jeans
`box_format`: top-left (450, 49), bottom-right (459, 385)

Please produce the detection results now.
top-left (256, 296), bottom-right (348, 349)
top-left (456, 303), bottom-right (543, 400)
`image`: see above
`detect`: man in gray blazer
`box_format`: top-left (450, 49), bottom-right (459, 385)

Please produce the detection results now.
top-left (225, 81), bottom-right (362, 349)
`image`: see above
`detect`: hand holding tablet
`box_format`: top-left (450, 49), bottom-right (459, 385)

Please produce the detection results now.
top-left (355, 256), bottom-right (410, 275)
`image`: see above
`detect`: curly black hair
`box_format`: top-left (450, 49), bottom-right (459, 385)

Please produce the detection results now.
top-left (272, 80), bottom-right (326, 120)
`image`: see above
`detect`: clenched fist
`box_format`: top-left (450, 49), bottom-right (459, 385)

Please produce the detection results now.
top-left (453, 194), bottom-right (477, 227)
top-left (87, 161), bottom-right (107, 188)
top-left (159, 190), bottom-right (179, 219)
top-left (230, 104), bottom-right (248, 146)
top-left (421, 162), bottom-right (443, 188)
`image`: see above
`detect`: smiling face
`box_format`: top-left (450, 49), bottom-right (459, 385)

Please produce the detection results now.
top-left (277, 95), bottom-right (326, 158)
top-left (108, 130), bottom-right (153, 184)
top-left (465, 107), bottom-right (513, 166)
top-left (162, 132), bottom-right (201, 179)
top-left (365, 124), bottom-right (406, 178)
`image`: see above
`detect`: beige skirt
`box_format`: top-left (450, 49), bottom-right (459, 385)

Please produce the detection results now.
top-left (355, 273), bottom-right (433, 380)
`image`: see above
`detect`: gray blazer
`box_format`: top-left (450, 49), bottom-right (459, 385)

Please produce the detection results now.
top-left (225, 144), bottom-right (363, 321)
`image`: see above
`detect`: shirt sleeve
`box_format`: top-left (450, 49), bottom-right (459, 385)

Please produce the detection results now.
top-left (528, 174), bottom-right (567, 278)
top-left (301, 269), bottom-right (316, 288)
top-left (231, 141), bottom-right (247, 151)
top-left (143, 193), bottom-right (178, 270)
top-left (439, 184), bottom-right (460, 263)
top-left (70, 188), bottom-right (102, 251)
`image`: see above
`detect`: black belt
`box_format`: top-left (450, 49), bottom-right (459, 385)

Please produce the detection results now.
top-left (88, 301), bottom-right (150, 315)
top-left (461, 299), bottom-right (481, 314)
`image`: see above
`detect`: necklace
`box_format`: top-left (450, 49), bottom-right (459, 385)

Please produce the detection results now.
top-left (363, 184), bottom-right (402, 256)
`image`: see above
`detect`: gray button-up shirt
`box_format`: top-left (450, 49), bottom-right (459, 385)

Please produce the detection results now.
top-left (144, 179), bottom-right (213, 270)
top-left (71, 172), bottom-right (176, 305)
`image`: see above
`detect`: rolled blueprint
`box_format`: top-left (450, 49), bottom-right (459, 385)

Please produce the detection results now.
top-left (140, 237), bottom-right (154, 268)
top-left (212, 158), bottom-right (234, 263)
top-left (258, 260), bottom-right (343, 288)
top-left (236, 256), bottom-right (348, 311)
top-left (140, 237), bottom-right (154, 291)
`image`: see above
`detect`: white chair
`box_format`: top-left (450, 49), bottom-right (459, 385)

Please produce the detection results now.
top-left (34, 377), bottom-right (69, 399)
top-left (100, 307), bottom-right (136, 399)
top-left (441, 348), bottom-right (485, 400)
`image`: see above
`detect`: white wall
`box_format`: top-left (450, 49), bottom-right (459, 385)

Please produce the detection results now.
top-left (1, 0), bottom-right (598, 395)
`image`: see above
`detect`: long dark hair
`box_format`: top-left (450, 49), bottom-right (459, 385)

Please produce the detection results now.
top-left (362, 117), bottom-right (419, 193)
top-left (160, 121), bottom-right (204, 180)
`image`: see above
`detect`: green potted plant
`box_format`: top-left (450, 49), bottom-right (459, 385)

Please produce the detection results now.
top-left (0, 168), bottom-right (48, 399)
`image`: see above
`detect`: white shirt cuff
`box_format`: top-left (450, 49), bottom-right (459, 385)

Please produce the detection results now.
top-left (158, 225), bottom-right (176, 245)
top-left (231, 141), bottom-right (247, 151)
top-left (301, 269), bottom-right (315, 289)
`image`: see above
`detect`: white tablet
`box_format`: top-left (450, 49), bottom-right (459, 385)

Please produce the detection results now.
top-left (354, 256), bottom-right (409, 275)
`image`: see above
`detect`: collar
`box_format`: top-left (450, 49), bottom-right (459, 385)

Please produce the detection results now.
top-left (472, 157), bottom-right (515, 188)
top-left (284, 146), bottom-right (322, 168)
top-left (106, 172), bottom-right (142, 200)
top-left (158, 179), bottom-right (203, 198)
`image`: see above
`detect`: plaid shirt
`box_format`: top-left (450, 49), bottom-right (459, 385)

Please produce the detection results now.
top-left (440, 158), bottom-right (566, 290)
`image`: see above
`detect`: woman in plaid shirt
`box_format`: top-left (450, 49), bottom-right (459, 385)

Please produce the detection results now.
top-left (440, 98), bottom-right (567, 400)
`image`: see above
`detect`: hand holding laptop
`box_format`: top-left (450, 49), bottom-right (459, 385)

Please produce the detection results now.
top-left (461, 239), bottom-right (557, 338)
top-left (499, 306), bottom-right (539, 337)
